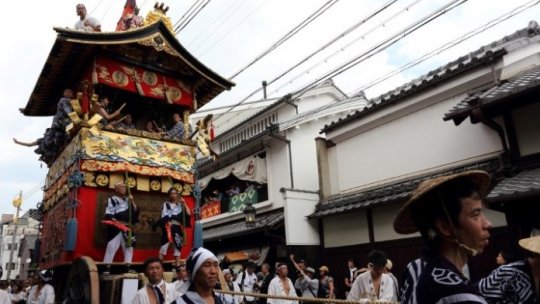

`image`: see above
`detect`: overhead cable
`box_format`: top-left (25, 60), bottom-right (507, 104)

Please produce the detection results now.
top-left (271, 0), bottom-right (424, 95)
top-left (229, 0), bottom-right (342, 79)
top-left (175, 0), bottom-right (212, 33)
top-left (351, 0), bottom-right (540, 95)
top-left (198, 0), bottom-right (271, 56)
top-left (212, 0), bottom-right (402, 123)
top-left (290, 0), bottom-right (468, 101)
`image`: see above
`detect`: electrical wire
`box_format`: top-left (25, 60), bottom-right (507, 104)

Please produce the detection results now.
top-left (186, 0), bottom-right (245, 46)
top-left (99, 0), bottom-right (116, 23)
top-left (270, 0), bottom-right (424, 95)
top-left (229, 0), bottom-right (342, 79)
top-left (350, 0), bottom-right (540, 95)
top-left (278, 0), bottom-right (540, 129)
top-left (289, 0), bottom-right (468, 101)
top-left (89, 0), bottom-right (107, 15)
top-left (212, 0), bottom-right (413, 123)
top-left (174, 0), bottom-right (205, 29)
top-left (175, 0), bottom-right (212, 33)
top-left (190, 0), bottom-right (250, 50)
top-left (198, 0), bottom-right (271, 56)
top-left (176, 0), bottom-right (211, 32)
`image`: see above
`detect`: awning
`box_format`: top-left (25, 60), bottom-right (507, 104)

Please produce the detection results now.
top-left (199, 155), bottom-right (267, 190)
top-left (203, 209), bottom-right (283, 242)
top-left (92, 56), bottom-right (193, 106)
top-left (444, 66), bottom-right (540, 125)
top-left (487, 167), bottom-right (540, 205)
top-left (309, 159), bottom-right (499, 219)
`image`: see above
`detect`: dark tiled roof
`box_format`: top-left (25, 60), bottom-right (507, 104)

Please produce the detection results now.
top-left (203, 209), bottom-right (283, 241)
top-left (321, 23), bottom-right (540, 134)
top-left (308, 159), bottom-right (499, 219)
top-left (487, 167), bottom-right (540, 204)
top-left (444, 66), bottom-right (540, 124)
top-left (23, 21), bottom-right (234, 116)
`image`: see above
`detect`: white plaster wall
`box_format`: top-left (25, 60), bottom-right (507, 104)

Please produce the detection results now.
top-left (485, 208), bottom-right (507, 227)
top-left (323, 211), bottom-right (369, 248)
top-left (371, 204), bottom-right (506, 242)
top-left (334, 96), bottom-right (502, 193)
top-left (512, 101), bottom-right (540, 156)
top-left (326, 146), bottom-right (340, 195)
top-left (288, 121), bottom-right (332, 191)
top-left (282, 190), bottom-right (320, 245)
top-left (372, 204), bottom-right (420, 242)
top-left (264, 138), bottom-right (291, 209)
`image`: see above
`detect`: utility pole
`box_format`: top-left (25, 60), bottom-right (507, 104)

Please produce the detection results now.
top-left (6, 191), bottom-right (22, 280)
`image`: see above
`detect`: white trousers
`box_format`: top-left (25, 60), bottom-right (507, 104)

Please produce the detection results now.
top-left (103, 232), bottom-right (133, 264)
top-left (159, 242), bottom-right (180, 256)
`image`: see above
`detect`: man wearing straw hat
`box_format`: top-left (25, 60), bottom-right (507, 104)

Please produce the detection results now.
top-left (477, 233), bottom-right (540, 303)
top-left (173, 247), bottom-right (222, 304)
top-left (394, 170), bottom-right (493, 304)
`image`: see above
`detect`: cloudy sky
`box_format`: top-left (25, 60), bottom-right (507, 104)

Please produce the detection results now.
top-left (1, 0), bottom-right (539, 216)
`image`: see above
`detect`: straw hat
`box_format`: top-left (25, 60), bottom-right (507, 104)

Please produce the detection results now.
top-left (393, 170), bottom-right (491, 234)
top-left (519, 235), bottom-right (540, 254)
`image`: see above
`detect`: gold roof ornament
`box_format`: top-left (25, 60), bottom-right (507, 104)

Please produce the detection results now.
top-left (145, 2), bottom-right (174, 33)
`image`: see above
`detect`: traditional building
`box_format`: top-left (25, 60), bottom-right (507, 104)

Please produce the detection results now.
top-left (0, 210), bottom-right (39, 280)
top-left (312, 21), bottom-right (540, 296)
top-left (194, 80), bottom-right (368, 266)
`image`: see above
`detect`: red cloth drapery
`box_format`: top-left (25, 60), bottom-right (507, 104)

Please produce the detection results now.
top-left (116, 0), bottom-right (137, 31)
top-left (42, 187), bottom-right (195, 267)
top-left (92, 56), bottom-right (193, 107)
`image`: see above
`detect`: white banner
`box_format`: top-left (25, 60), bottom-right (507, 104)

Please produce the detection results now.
top-left (199, 156), bottom-right (267, 190)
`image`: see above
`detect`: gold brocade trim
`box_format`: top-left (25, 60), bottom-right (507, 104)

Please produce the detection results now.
top-left (138, 34), bottom-right (177, 56)
top-left (81, 160), bottom-right (194, 183)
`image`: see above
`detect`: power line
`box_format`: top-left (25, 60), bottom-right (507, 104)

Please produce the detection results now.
top-left (229, 0), bottom-right (342, 79)
top-left (279, 0), bottom-right (540, 130)
top-left (174, 0), bottom-right (212, 33)
top-left (99, 0), bottom-right (116, 23)
top-left (211, 0), bottom-right (409, 124)
top-left (289, 0), bottom-right (469, 101)
top-left (350, 0), bottom-right (540, 95)
top-left (189, 0), bottom-right (250, 51)
top-left (270, 0), bottom-right (424, 95)
top-left (174, 0), bottom-right (205, 29)
top-left (198, 0), bottom-right (271, 56)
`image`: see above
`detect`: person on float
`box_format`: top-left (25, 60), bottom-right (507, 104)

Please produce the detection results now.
top-left (158, 187), bottom-right (192, 269)
top-left (103, 182), bottom-right (139, 275)
top-left (172, 247), bottom-right (222, 304)
top-left (133, 257), bottom-right (178, 304)
top-left (395, 170), bottom-right (493, 304)
top-left (74, 3), bottom-right (101, 32)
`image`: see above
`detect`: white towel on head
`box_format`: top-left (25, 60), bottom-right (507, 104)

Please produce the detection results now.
top-left (186, 247), bottom-right (218, 281)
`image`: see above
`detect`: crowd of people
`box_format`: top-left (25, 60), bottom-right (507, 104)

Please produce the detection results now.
top-left (0, 269), bottom-right (54, 304)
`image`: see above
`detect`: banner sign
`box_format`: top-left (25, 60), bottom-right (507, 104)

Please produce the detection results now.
top-left (228, 189), bottom-right (258, 212)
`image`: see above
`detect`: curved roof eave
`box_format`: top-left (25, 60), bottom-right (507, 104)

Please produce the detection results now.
top-left (23, 21), bottom-right (234, 116)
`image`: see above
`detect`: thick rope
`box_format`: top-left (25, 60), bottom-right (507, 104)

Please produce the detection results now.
top-left (216, 289), bottom-right (398, 304)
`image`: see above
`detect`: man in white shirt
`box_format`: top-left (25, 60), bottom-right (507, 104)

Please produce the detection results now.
top-left (74, 4), bottom-right (101, 32)
top-left (347, 250), bottom-right (396, 302)
top-left (235, 262), bottom-right (258, 304)
top-left (133, 257), bottom-right (178, 304)
top-left (267, 263), bottom-right (298, 304)
top-left (174, 265), bottom-right (190, 295)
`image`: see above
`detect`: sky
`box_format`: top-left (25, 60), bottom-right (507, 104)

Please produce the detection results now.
top-left (1, 0), bottom-right (540, 216)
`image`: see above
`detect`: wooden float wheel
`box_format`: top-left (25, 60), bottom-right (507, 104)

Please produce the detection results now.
top-left (63, 256), bottom-right (100, 304)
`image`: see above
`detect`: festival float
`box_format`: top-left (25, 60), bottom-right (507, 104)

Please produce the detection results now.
top-left (19, 3), bottom-right (234, 303)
